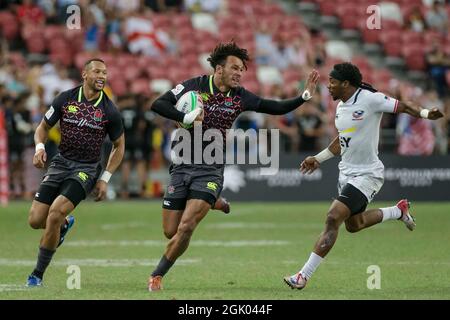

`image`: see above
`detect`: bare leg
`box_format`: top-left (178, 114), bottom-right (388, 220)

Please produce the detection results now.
top-left (41, 195), bottom-right (75, 250)
top-left (345, 209), bottom-right (382, 233)
top-left (165, 199), bottom-right (210, 261)
top-left (162, 208), bottom-right (183, 239)
top-left (313, 200), bottom-right (351, 257)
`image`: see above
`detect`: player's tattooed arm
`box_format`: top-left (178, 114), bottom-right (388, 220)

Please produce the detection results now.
top-left (33, 120), bottom-right (52, 169)
top-left (397, 101), bottom-right (444, 120)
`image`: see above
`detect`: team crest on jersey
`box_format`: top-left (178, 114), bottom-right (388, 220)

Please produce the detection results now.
top-left (352, 110), bottom-right (364, 120)
top-left (224, 97), bottom-right (233, 107)
top-left (167, 185), bottom-right (175, 194)
top-left (93, 109), bottom-right (103, 122)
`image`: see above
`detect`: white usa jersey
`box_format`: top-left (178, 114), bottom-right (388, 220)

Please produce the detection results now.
top-left (335, 88), bottom-right (398, 176)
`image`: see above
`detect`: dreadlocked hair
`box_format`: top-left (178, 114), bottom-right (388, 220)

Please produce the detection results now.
top-left (333, 62), bottom-right (377, 92)
top-left (207, 41), bottom-right (249, 70)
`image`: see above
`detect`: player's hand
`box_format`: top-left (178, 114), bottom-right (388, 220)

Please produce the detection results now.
top-left (304, 69), bottom-right (320, 99)
top-left (93, 180), bottom-right (107, 202)
top-left (33, 149), bottom-right (47, 168)
top-left (183, 107), bottom-right (203, 125)
top-left (195, 108), bottom-right (204, 122)
top-left (300, 156), bottom-right (320, 174)
top-left (427, 107), bottom-right (444, 120)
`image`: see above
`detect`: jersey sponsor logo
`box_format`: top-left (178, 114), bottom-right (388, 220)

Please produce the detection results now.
top-left (93, 109), bottom-right (103, 122)
top-left (63, 118), bottom-right (103, 130)
top-left (352, 110), bottom-right (364, 120)
top-left (171, 84), bottom-right (184, 96)
top-left (167, 185), bottom-right (175, 194)
top-left (67, 105), bottom-right (79, 113)
top-left (339, 136), bottom-right (351, 148)
top-left (78, 172), bottom-right (88, 182)
top-left (206, 182), bottom-right (218, 192)
top-left (45, 106), bottom-right (55, 120)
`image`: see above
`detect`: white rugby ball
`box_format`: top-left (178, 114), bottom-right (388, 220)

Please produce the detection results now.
top-left (175, 91), bottom-right (203, 129)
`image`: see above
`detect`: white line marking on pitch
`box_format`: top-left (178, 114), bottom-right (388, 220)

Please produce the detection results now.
top-left (205, 222), bottom-right (323, 229)
top-left (0, 284), bottom-right (29, 292)
top-left (64, 240), bottom-right (290, 247)
top-left (0, 258), bottom-right (199, 267)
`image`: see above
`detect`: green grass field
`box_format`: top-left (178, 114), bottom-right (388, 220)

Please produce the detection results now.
top-left (1, 201), bottom-right (449, 300)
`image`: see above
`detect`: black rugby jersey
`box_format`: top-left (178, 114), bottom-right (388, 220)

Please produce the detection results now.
top-left (44, 85), bottom-right (123, 163)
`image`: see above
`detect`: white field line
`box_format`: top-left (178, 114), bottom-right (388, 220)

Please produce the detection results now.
top-left (281, 260), bottom-right (450, 266)
top-left (0, 284), bottom-right (29, 292)
top-left (204, 222), bottom-right (324, 229)
top-left (64, 240), bottom-right (290, 247)
top-left (0, 258), bottom-right (199, 267)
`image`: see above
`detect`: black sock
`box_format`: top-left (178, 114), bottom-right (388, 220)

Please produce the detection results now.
top-left (151, 255), bottom-right (174, 277)
top-left (31, 247), bottom-right (56, 279)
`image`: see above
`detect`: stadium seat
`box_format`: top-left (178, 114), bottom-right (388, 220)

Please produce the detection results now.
top-left (325, 40), bottom-right (353, 61)
top-left (109, 79), bottom-right (128, 97)
top-left (130, 78), bottom-right (151, 96)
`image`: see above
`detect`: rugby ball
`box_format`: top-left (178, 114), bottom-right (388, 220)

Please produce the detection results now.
top-left (175, 91), bottom-right (203, 129)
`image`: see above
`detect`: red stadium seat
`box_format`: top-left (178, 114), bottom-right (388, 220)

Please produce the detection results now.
top-left (401, 31), bottom-right (424, 46)
top-left (109, 79), bottom-right (128, 97)
top-left (404, 54), bottom-right (426, 71)
top-left (130, 78), bottom-right (151, 96)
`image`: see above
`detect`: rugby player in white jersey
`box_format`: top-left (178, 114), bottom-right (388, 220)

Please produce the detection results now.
top-left (283, 62), bottom-right (444, 290)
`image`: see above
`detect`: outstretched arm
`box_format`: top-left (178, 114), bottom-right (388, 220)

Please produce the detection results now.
top-left (256, 70), bottom-right (320, 115)
top-left (300, 135), bottom-right (340, 174)
top-left (397, 101), bottom-right (443, 120)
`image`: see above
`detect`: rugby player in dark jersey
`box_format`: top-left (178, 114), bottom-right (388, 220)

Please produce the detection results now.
top-left (26, 59), bottom-right (125, 287)
top-left (148, 42), bottom-right (319, 291)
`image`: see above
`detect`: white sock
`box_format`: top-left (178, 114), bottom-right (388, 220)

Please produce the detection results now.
top-left (380, 206), bottom-right (402, 222)
top-left (299, 252), bottom-right (323, 280)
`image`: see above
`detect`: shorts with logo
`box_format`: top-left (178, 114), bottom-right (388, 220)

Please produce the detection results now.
top-left (38, 153), bottom-right (102, 200)
top-left (163, 164), bottom-right (224, 210)
top-left (337, 171), bottom-right (384, 215)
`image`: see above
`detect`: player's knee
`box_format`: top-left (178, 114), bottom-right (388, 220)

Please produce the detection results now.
top-left (28, 209), bottom-right (44, 229)
top-left (163, 229), bottom-right (176, 239)
top-left (345, 222), bottom-right (360, 233)
top-left (325, 211), bottom-right (341, 229)
top-left (177, 221), bottom-right (196, 237)
top-left (47, 208), bottom-right (65, 228)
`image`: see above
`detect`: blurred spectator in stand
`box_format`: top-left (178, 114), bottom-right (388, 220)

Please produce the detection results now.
top-left (5, 94), bottom-right (32, 198)
top-left (425, 40), bottom-right (450, 98)
top-left (293, 91), bottom-right (326, 152)
top-left (145, 0), bottom-right (183, 12)
top-left (185, 0), bottom-right (224, 13)
top-left (405, 6), bottom-right (426, 32)
top-left (425, 0), bottom-right (448, 34)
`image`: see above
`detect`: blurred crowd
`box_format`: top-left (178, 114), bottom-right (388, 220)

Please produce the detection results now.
top-left (0, 0), bottom-right (449, 200)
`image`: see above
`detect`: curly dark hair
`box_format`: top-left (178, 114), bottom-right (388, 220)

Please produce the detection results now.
top-left (207, 41), bottom-right (250, 70)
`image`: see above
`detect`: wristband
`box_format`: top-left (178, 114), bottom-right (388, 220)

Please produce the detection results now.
top-left (314, 148), bottom-right (334, 163)
top-left (302, 90), bottom-right (312, 101)
top-left (99, 171), bottom-right (112, 183)
top-left (35, 143), bottom-right (45, 153)
top-left (420, 109), bottom-right (429, 119)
